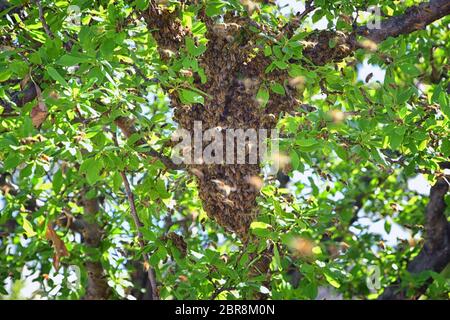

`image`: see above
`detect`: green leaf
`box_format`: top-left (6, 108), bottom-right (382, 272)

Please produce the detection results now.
top-left (302, 281), bottom-right (318, 299)
top-left (10, 61), bottom-right (29, 77)
top-left (273, 245), bottom-right (281, 271)
top-left (22, 216), bottom-right (37, 238)
top-left (139, 227), bottom-right (156, 241)
top-left (4, 153), bottom-right (20, 170)
top-left (57, 54), bottom-right (92, 66)
top-left (205, 0), bottom-right (226, 17)
top-left (438, 91), bottom-right (450, 119)
top-left (264, 45), bottom-right (272, 57)
top-left (384, 219), bottom-right (392, 234)
top-left (53, 169), bottom-right (63, 193)
top-left (290, 149), bottom-right (300, 170)
top-left (388, 132), bottom-right (404, 150)
top-left (78, 26), bottom-right (94, 51)
top-left (134, 0), bottom-right (149, 10)
top-left (256, 85), bottom-right (270, 108)
top-left (186, 38), bottom-right (207, 56)
top-left (80, 158), bottom-right (103, 185)
top-left (397, 87), bottom-right (414, 104)
top-left (324, 271), bottom-right (341, 288)
top-left (250, 221), bottom-right (270, 229)
top-left (47, 66), bottom-right (68, 87)
top-left (274, 60), bottom-right (288, 70)
top-left (100, 38), bottom-right (116, 59)
top-left (441, 140), bottom-right (450, 157)
top-left (0, 70), bottom-right (12, 82)
top-left (328, 39), bottom-right (336, 48)
top-left (250, 221), bottom-right (271, 237)
top-left (297, 138), bottom-right (318, 148)
top-left (179, 88), bottom-right (204, 105)
top-left (270, 82), bottom-right (285, 95)
top-left (155, 179), bottom-right (170, 199)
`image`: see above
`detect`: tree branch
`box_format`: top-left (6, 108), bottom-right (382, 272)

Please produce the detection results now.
top-left (114, 116), bottom-right (184, 171)
top-left (283, 0), bottom-right (315, 36)
top-left (1, 83), bottom-right (37, 113)
top-left (120, 171), bottom-right (159, 300)
top-left (81, 196), bottom-right (111, 300)
top-left (357, 0), bottom-right (450, 43)
top-left (34, 0), bottom-right (54, 39)
top-left (301, 0), bottom-right (450, 66)
top-left (1, 174), bottom-right (112, 300)
top-left (379, 176), bottom-right (450, 299)
top-left (113, 134), bottom-right (159, 300)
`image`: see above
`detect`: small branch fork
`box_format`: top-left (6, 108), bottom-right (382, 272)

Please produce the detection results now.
top-left (282, 0), bottom-right (315, 36)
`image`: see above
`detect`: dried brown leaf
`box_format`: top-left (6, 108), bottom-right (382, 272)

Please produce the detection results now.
top-left (46, 224), bottom-right (69, 270)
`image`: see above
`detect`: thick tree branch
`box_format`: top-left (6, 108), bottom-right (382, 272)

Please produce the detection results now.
top-left (379, 177), bottom-right (450, 299)
top-left (302, 0), bottom-right (450, 66)
top-left (357, 0), bottom-right (450, 43)
top-left (81, 196), bottom-right (111, 300)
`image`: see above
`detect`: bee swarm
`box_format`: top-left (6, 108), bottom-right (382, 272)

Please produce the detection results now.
top-left (144, 8), bottom-right (298, 239)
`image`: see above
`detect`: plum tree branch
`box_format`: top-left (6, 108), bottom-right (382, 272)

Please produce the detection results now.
top-left (81, 196), bottom-right (111, 300)
top-left (0, 172), bottom-right (111, 299)
top-left (34, 0), bottom-right (54, 39)
top-left (114, 116), bottom-right (184, 171)
top-left (301, 0), bottom-right (450, 66)
top-left (379, 176), bottom-right (450, 299)
top-left (113, 134), bottom-right (159, 300)
top-left (357, 0), bottom-right (450, 43)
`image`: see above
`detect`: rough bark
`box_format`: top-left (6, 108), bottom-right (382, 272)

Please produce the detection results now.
top-left (81, 197), bottom-right (111, 300)
top-left (357, 0), bottom-right (450, 43)
top-left (380, 177), bottom-right (450, 299)
top-left (302, 0), bottom-right (450, 66)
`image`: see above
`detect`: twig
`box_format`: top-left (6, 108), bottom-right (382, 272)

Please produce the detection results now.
top-left (129, 62), bottom-right (160, 84)
top-left (35, 0), bottom-right (54, 39)
top-left (113, 134), bottom-right (159, 300)
top-left (115, 116), bottom-right (184, 171)
top-left (209, 286), bottom-right (235, 300)
top-left (282, 0), bottom-right (316, 37)
top-left (297, 0), bottom-right (315, 22)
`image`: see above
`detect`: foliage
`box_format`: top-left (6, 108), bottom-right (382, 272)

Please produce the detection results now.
top-left (0, 0), bottom-right (449, 300)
